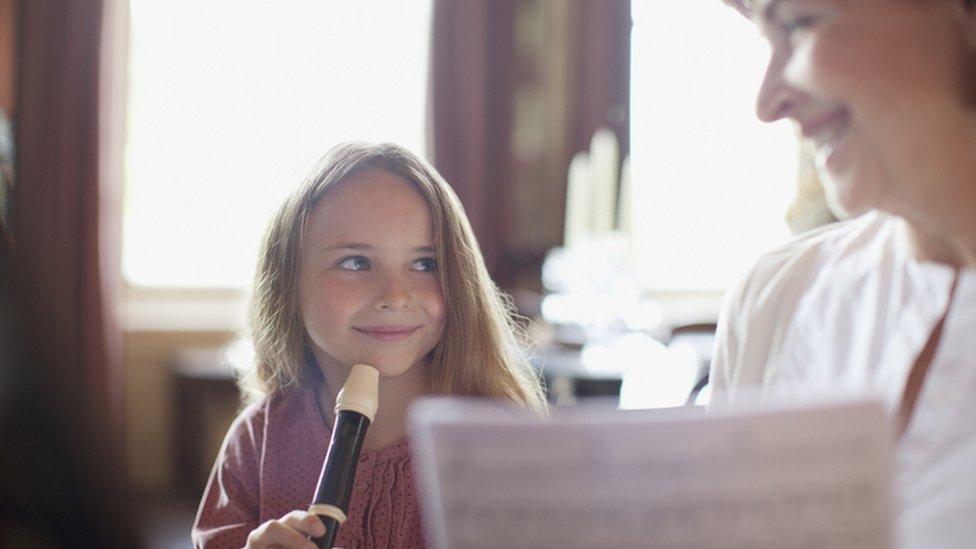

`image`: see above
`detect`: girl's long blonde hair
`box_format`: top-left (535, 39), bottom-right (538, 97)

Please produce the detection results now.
top-left (244, 142), bottom-right (547, 413)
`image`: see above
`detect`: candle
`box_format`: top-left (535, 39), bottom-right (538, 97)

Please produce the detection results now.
top-left (588, 128), bottom-right (619, 234)
top-left (616, 155), bottom-right (632, 234)
top-left (617, 155), bottom-right (634, 265)
top-left (564, 152), bottom-right (591, 248)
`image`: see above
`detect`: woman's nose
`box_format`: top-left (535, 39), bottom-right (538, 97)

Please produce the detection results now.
top-left (756, 52), bottom-right (796, 123)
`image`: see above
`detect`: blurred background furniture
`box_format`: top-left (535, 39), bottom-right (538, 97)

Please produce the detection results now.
top-left (666, 322), bottom-right (717, 406)
top-left (170, 348), bottom-right (240, 499)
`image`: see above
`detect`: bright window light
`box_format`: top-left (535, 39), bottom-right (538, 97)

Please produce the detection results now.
top-left (630, 2), bottom-right (797, 292)
top-left (123, 0), bottom-right (433, 288)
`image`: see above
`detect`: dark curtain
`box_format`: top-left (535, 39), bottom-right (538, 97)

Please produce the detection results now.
top-left (2, 0), bottom-right (137, 545)
top-left (566, 1), bottom-right (631, 169)
top-left (15, 0), bottom-right (122, 432)
top-left (429, 0), bottom-right (519, 279)
top-left (429, 0), bottom-right (631, 288)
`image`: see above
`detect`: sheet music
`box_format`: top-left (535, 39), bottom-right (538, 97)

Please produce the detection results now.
top-left (408, 398), bottom-right (893, 549)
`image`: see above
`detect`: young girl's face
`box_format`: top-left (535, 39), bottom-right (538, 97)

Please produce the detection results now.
top-left (298, 169), bottom-right (445, 382)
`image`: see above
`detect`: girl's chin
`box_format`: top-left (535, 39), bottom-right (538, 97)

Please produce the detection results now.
top-left (349, 356), bottom-right (425, 379)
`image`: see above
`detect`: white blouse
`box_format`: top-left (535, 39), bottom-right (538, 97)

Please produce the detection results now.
top-left (710, 210), bottom-right (976, 548)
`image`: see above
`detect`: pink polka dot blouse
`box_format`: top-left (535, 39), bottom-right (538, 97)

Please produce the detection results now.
top-left (192, 386), bottom-right (427, 548)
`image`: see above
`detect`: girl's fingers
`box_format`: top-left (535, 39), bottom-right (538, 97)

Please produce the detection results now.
top-left (280, 510), bottom-right (326, 538)
top-left (246, 511), bottom-right (323, 548)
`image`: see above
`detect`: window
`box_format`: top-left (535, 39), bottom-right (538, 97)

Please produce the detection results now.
top-left (629, 2), bottom-right (797, 292)
top-left (123, 0), bottom-right (433, 288)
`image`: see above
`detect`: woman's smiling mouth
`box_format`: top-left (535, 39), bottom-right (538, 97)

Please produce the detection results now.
top-left (801, 107), bottom-right (852, 173)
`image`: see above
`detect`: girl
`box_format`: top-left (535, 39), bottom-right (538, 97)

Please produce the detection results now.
top-left (192, 142), bottom-right (547, 548)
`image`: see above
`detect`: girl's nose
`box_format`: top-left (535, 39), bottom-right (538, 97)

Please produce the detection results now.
top-left (375, 276), bottom-right (411, 311)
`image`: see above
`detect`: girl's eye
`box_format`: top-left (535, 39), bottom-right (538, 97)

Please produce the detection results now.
top-left (337, 256), bottom-right (370, 271)
top-left (411, 257), bottom-right (438, 273)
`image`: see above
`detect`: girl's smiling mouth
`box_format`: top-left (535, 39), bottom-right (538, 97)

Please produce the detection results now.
top-left (352, 325), bottom-right (421, 342)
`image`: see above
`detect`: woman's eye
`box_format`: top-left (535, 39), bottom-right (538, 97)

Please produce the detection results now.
top-left (337, 256), bottom-right (370, 271)
top-left (411, 257), bottom-right (438, 273)
top-left (781, 13), bottom-right (819, 34)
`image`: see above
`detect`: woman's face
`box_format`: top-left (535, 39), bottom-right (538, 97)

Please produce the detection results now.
top-left (752, 0), bottom-right (976, 219)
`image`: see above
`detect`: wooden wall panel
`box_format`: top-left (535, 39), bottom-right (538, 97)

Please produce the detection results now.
top-left (0, 0), bottom-right (16, 115)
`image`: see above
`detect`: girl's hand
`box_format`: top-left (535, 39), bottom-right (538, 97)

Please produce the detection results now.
top-left (244, 510), bottom-right (325, 549)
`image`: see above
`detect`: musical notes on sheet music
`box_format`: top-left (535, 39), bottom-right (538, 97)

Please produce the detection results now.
top-left (410, 399), bottom-right (893, 549)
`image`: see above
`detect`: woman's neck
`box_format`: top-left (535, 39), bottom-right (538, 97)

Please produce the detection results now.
top-left (937, 114), bottom-right (976, 266)
top-left (899, 115), bottom-right (976, 267)
top-left (316, 361), bottom-right (427, 450)
top-left (903, 219), bottom-right (969, 267)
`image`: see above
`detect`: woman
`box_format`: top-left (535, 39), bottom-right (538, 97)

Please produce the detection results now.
top-left (710, 1), bottom-right (976, 547)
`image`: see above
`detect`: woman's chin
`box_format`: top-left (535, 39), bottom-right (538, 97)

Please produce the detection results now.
top-left (819, 162), bottom-right (883, 220)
